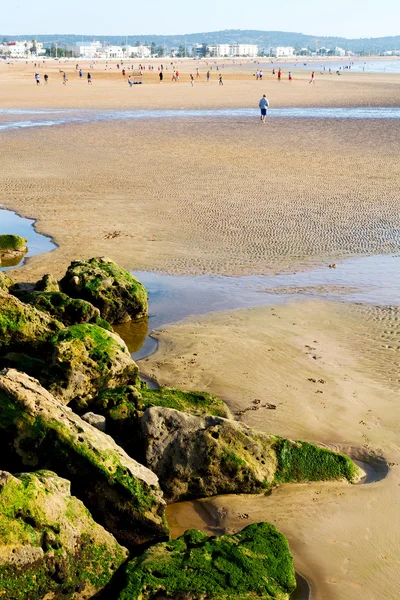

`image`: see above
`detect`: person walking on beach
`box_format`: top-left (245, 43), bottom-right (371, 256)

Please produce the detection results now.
top-left (190, 73), bottom-right (194, 87)
top-left (256, 69), bottom-right (259, 80)
top-left (259, 94), bottom-right (269, 123)
top-left (127, 76), bottom-right (133, 87)
top-left (44, 74), bottom-right (48, 84)
top-left (219, 74), bottom-right (223, 85)
top-left (35, 72), bottom-right (40, 85)
top-left (259, 70), bottom-right (263, 80)
top-left (206, 70), bottom-right (210, 82)
top-left (159, 71), bottom-right (163, 82)
top-left (277, 68), bottom-right (281, 81)
top-left (87, 72), bottom-right (92, 84)
top-left (62, 72), bottom-right (67, 85)
top-left (288, 71), bottom-right (292, 81)
top-left (309, 71), bottom-right (315, 84)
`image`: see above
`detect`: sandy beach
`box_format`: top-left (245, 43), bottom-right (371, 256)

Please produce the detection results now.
top-left (1, 59), bottom-right (400, 599)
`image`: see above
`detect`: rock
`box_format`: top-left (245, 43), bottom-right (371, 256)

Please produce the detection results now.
top-left (141, 407), bottom-right (362, 502)
top-left (0, 235), bottom-right (27, 264)
top-left (0, 272), bottom-right (14, 292)
top-left (34, 273), bottom-right (60, 293)
top-left (81, 412), bottom-right (106, 432)
top-left (59, 257), bottom-right (148, 324)
top-left (18, 291), bottom-right (101, 326)
top-left (89, 383), bottom-right (230, 461)
top-left (0, 290), bottom-right (63, 352)
top-left (0, 469), bottom-right (128, 600)
top-left (117, 523), bottom-right (296, 600)
top-left (0, 370), bottom-right (169, 549)
top-left (44, 324), bottom-right (139, 406)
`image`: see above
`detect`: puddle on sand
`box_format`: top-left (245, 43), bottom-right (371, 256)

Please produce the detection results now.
top-left (0, 208), bottom-right (56, 271)
top-left (112, 254), bottom-right (400, 362)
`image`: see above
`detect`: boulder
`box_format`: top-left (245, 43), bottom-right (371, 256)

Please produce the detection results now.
top-left (34, 273), bottom-right (60, 293)
top-left (81, 412), bottom-right (107, 432)
top-left (0, 369), bottom-right (169, 549)
top-left (59, 257), bottom-right (148, 324)
top-left (0, 290), bottom-right (63, 352)
top-left (0, 470), bottom-right (127, 600)
top-left (44, 324), bottom-right (139, 406)
top-left (90, 383), bottom-right (231, 461)
top-left (0, 235), bottom-right (27, 264)
top-left (18, 291), bottom-right (101, 326)
top-left (117, 523), bottom-right (296, 600)
top-left (142, 407), bottom-right (361, 502)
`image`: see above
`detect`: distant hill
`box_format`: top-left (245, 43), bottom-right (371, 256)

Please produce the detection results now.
top-left (2, 30), bottom-right (400, 53)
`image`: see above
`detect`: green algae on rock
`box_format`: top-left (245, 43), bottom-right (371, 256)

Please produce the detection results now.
top-left (59, 257), bottom-right (148, 324)
top-left (141, 407), bottom-right (362, 502)
top-left (0, 469), bottom-right (128, 600)
top-left (45, 324), bottom-right (139, 405)
top-left (17, 291), bottom-right (101, 326)
top-left (0, 369), bottom-right (169, 549)
top-left (0, 290), bottom-right (63, 352)
top-left (117, 522), bottom-right (296, 600)
top-left (34, 273), bottom-right (60, 293)
top-left (0, 234), bottom-right (27, 254)
top-left (0, 272), bottom-right (14, 291)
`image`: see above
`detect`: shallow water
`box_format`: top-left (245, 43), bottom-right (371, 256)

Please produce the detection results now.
top-left (0, 208), bottom-right (56, 271)
top-left (114, 254), bottom-right (400, 360)
top-left (2, 106), bottom-right (400, 131)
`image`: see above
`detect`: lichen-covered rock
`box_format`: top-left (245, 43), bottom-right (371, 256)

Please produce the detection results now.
top-left (59, 257), bottom-right (148, 324)
top-left (89, 383), bottom-right (230, 460)
top-left (117, 523), bottom-right (296, 600)
top-left (81, 412), bottom-right (106, 432)
top-left (142, 407), bottom-right (361, 502)
top-left (45, 324), bottom-right (139, 406)
top-left (0, 370), bottom-right (169, 549)
top-left (0, 272), bottom-right (14, 292)
top-left (19, 291), bottom-right (101, 326)
top-left (0, 470), bottom-right (128, 600)
top-left (0, 290), bottom-right (63, 352)
top-left (34, 273), bottom-right (60, 293)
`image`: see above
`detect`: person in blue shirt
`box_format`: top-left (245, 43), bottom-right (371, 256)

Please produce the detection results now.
top-left (259, 94), bottom-right (269, 123)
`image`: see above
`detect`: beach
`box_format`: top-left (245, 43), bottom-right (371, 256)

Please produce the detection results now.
top-left (1, 57), bottom-right (400, 599)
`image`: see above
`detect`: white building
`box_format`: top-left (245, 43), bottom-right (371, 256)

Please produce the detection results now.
top-left (0, 40), bottom-right (45, 57)
top-left (275, 46), bottom-right (295, 57)
top-left (209, 43), bottom-right (258, 57)
top-left (66, 41), bottom-right (102, 58)
top-left (335, 47), bottom-right (346, 57)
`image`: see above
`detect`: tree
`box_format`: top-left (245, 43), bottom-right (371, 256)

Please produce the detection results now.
top-left (30, 40), bottom-right (37, 55)
top-left (155, 45), bottom-right (164, 56)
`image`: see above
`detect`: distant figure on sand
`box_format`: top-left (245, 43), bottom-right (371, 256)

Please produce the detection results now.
top-left (62, 72), bottom-right (67, 85)
top-left (259, 94), bottom-right (269, 123)
top-left (309, 71), bottom-right (315, 83)
top-left (159, 71), bottom-right (163, 82)
top-left (79, 69), bottom-right (83, 78)
top-left (190, 73), bottom-right (194, 87)
top-left (35, 73), bottom-right (40, 85)
top-left (206, 70), bottom-right (210, 82)
top-left (259, 70), bottom-right (263, 80)
top-left (87, 72), bottom-right (92, 84)
top-left (44, 74), bottom-right (48, 84)
top-left (288, 71), bottom-right (292, 81)
top-left (277, 69), bottom-right (281, 81)
top-left (219, 74), bottom-right (223, 85)
top-left (127, 76), bottom-right (133, 87)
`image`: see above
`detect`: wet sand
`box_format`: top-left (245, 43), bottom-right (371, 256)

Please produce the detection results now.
top-left (142, 300), bottom-right (400, 600)
top-left (2, 116), bottom-right (400, 282)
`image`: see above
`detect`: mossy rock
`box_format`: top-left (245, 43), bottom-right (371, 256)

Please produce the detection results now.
top-left (117, 522), bottom-right (296, 600)
top-left (18, 291), bottom-right (101, 326)
top-left (44, 323), bottom-right (139, 405)
top-left (0, 352), bottom-right (46, 377)
top-left (142, 407), bottom-right (362, 502)
top-left (59, 257), bottom-right (148, 324)
top-left (0, 369), bottom-right (169, 549)
top-left (0, 272), bottom-right (14, 291)
top-left (0, 234), bottom-right (27, 253)
top-left (88, 383), bottom-right (230, 460)
top-left (0, 290), bottom-right (63, 353)
top-left (0, 470), bottom-right (128, 600)
top-left (34, 273), bottom-right (60, 293)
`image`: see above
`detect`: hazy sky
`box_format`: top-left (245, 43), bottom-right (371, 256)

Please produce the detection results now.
top-left (2, 0), bottom-right (400, 38)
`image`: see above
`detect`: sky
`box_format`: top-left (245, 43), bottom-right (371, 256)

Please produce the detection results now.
top-left (2, 0), bottom-right (400, 38)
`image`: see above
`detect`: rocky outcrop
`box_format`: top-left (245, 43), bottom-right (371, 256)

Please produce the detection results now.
top-left (81, 412), bottom-right (106, 432)
top-left (59, 257), bottom-right (148, 324)
top-left (0, 290), bottom-right (63, 352)
top-left (89, 383), bottom-right (230, 460)
top-left (34, 273), bottom-right (60, 293)
top-left (0, 470), bottom-right (127, 600)
top-left (117, 523), bottom-right (296, 600)
top-left (0, 235), bottom-right (27, 266)
top-left (142, 407), bottom-right (361, 502)
top-left (0, 370), bottom-right (169, 549)
top-left (44, 324), bottom-right (139, 406)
